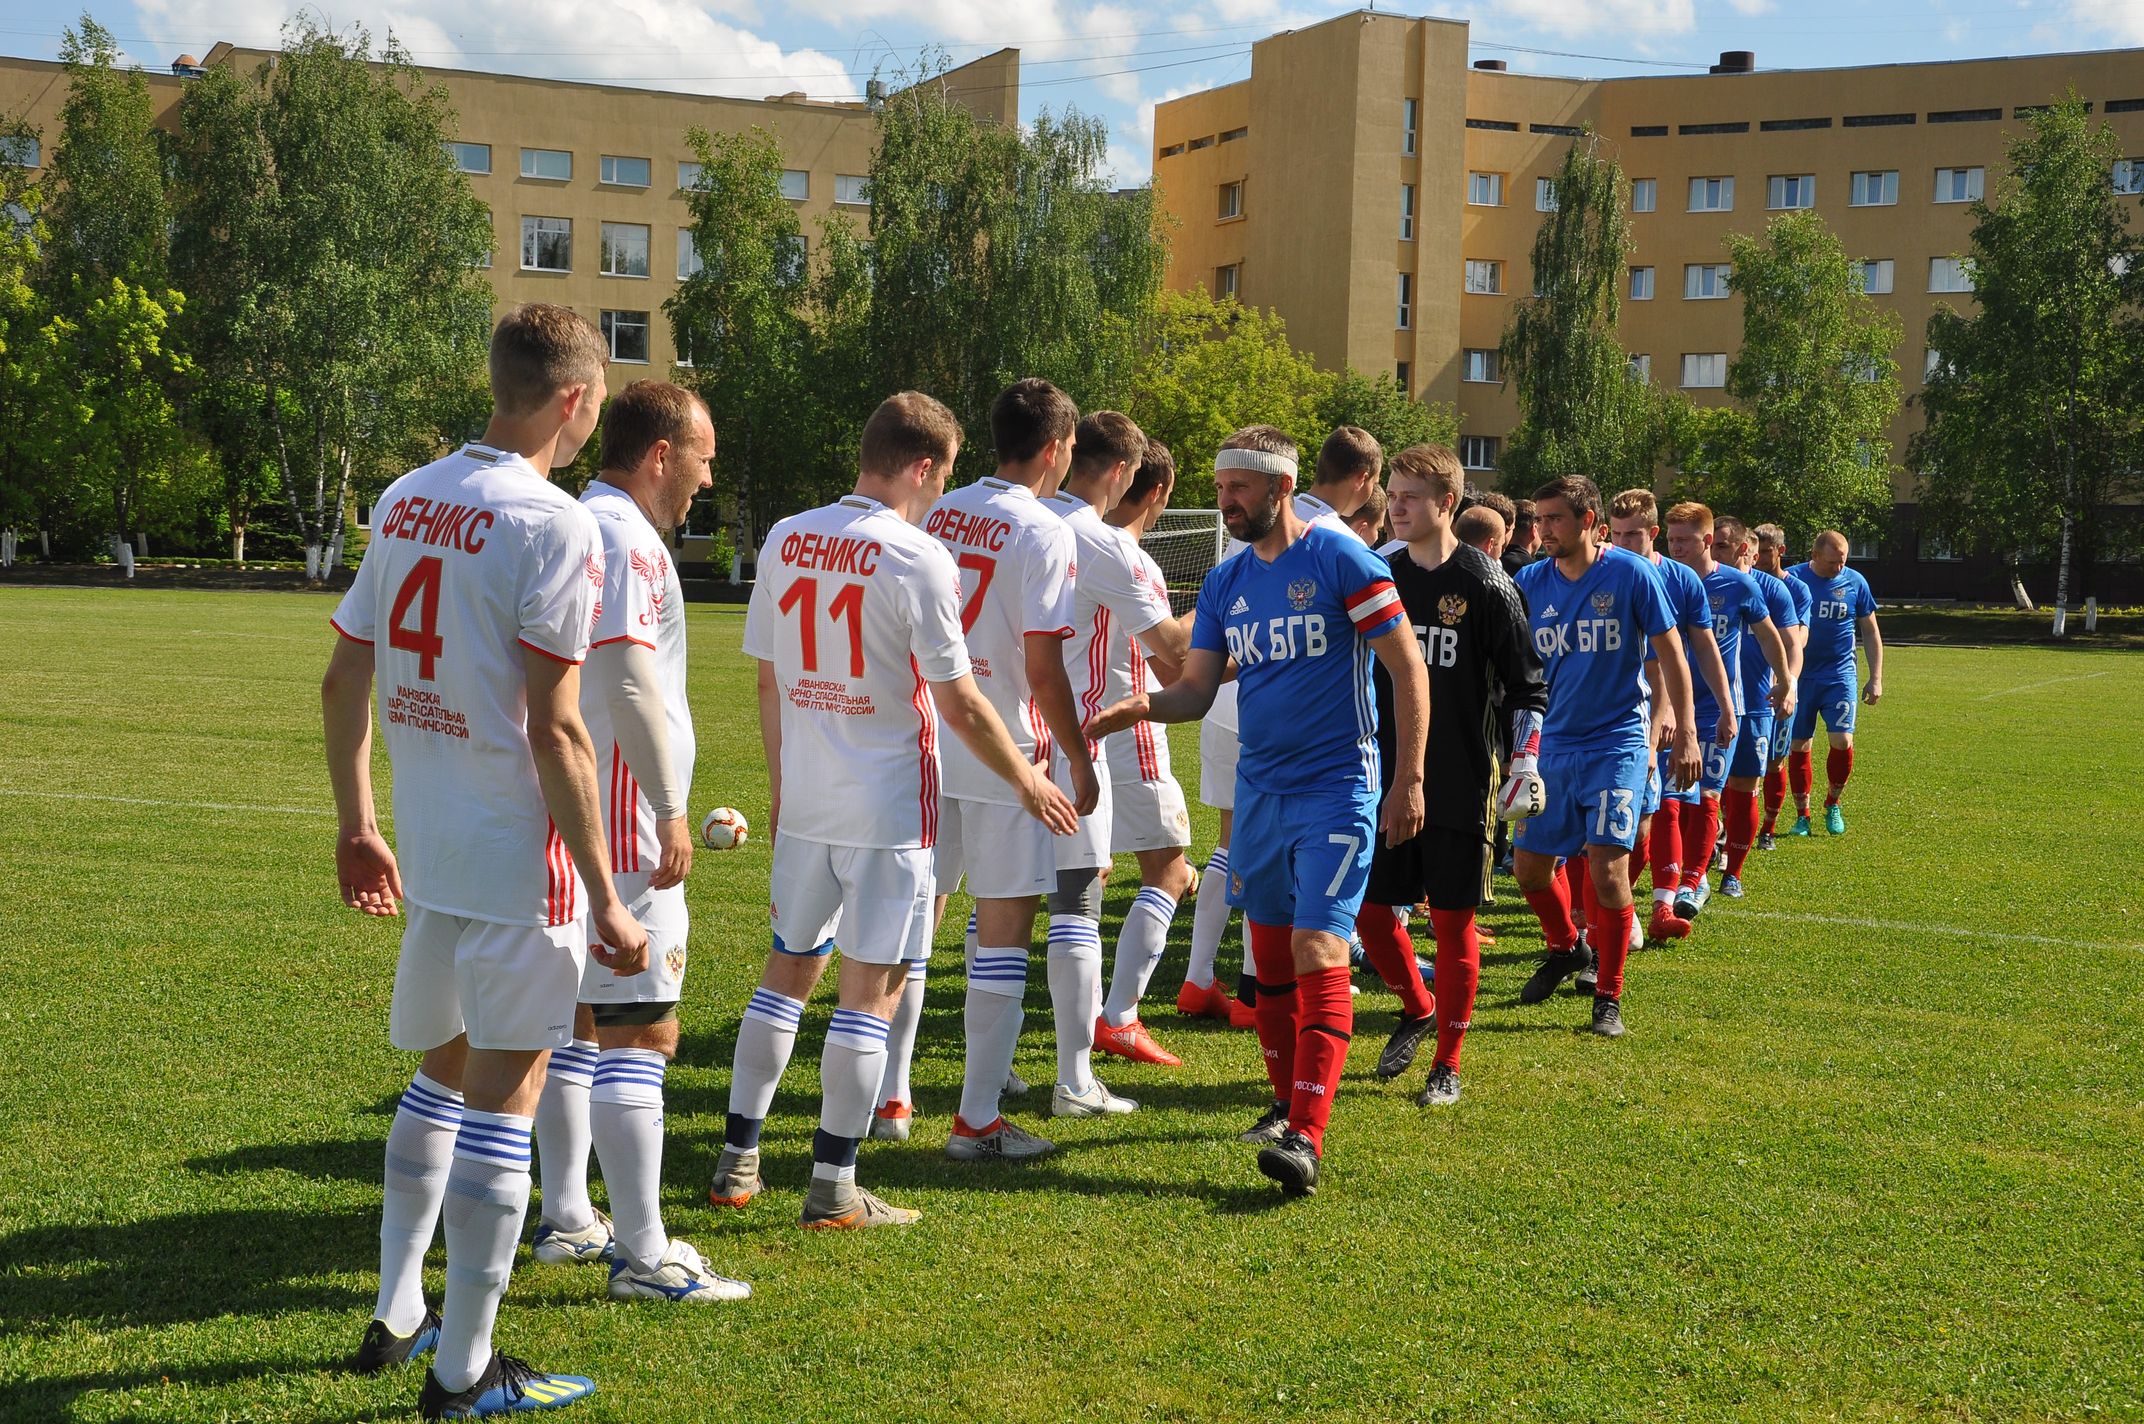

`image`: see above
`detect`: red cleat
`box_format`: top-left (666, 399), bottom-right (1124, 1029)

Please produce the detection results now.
top-left (1094, 1014), bottom-right (1184, 1066)
top-left (1176, 978), bottom-right (1242, 1021)
top-left (1646, 904), bottom-right (1692, 945)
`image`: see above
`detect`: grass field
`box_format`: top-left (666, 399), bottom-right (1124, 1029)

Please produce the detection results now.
top-left (2, 584), bottom-right (2141, 1424)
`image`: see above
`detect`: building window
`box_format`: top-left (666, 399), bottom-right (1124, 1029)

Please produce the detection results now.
top-left (1220, 126), bottom-right (1248, 143)
top-left (520, 215), bottom-right (571, 271)
top-left (1467, 171), bottom-right (1503, 206)
top-left (0, 135), bottom-right (38, 167)
top-left (1858, 258), bottom-right (1895, 294)
top-left (1849, 535), bottom-right (1881, 559)
top-left (1684, 263), bottom-right (1732, 300)
top-left (678, 229), bottom-right (702, 280)
top-left (1767, 174), bottom-right (1815, 210)
top-left (1934, 166), bottom-right (1985, 203)
top-left (1464, 259), bottom-right (1503, 295)
top-left (776, 234), bottom-right (807, 282)
top-left (1462, 348), bottom-right (1499, 383)
top-left (474, 205), bottom-right (493, 268)
top-left (1628, 353), bottom-right (1652, 383)
top-left (444, 141), bottom-right (490, 175)
top-left (1689, 176), bottom-right (1735, 212)
top-left (1631, 178), bottom-right (1657, 213)
top-left (835, 174), bottom-right (871, 205)
top-left (1536, 177), bottom-right (1559, 212)
top-left (600, 155), bottom-right (651, 187)
top-left (1404, 98), bottom-right (1419, 156)
top-left (1681, 353), bottom-right (1727, 388)
top-left (1459, 435), bottom-right (1500, 470)
top-left (600, 222), bottom-right (650, 278)
top-left (1215, 263), bottom-right (1240, 299)
top-left (1929, 256), bottom-right (1973, 292)
top-left (1629, 266), bottom-right (1655, 300)
top-left (678, 161), bottom-right (703, 190)
top-left (602, 310), bottom-right (650, 364)
top-left (1219, 181), bottom-right (1243, 220)
top-left (1397, 273), bottom-right (1414, 329)
top-left (2115, 160), bottom-right (2144, 194)
top-left (1850, 169), bottom-right (1899, 206)
top-left (1925, 348), bottom-right (1947, 379)
top-left (520, 148), bottom-right (571, 181)
top-left (779, 169), bottom-right (809, 201)
top-left (1158, 142), bottom-right (1185, 158)
top-left (1400, 184), bottom-right (1415, 240)
top-left (1919, 529), bottom-right (1962, 561)
top-left (1396, 361), bottom-right (1410, 389)
top-left (1188, 135), bottom-right (1215, 151)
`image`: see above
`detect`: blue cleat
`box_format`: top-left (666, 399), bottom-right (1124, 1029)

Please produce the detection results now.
top-left (1825, 805), bottom-right (1847, 835)
top-left (1787, 814), bottom-right (1813, 837)
top-left (1718, 874), bottom-right (1744, 899)
top-left (420, 1353), bottom-right (594, 1418)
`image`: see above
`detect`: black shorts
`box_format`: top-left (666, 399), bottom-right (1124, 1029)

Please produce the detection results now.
top-left (1365, 823), bottom-right (1493, 913)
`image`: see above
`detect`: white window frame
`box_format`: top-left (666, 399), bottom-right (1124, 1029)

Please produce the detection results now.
top-left (445, 141), bottom-right (490, 175)
top-left (1536, 177), bottom-right (1559, 212)
top-left (520, 215), bottom-right (571, 272)
top-left (1688, 176), bottom-right (1734, 212)
top-left (1219, 181), bottom-right (1243, 220)
top-left (1629, 266), bottom-right (1655, 301)
top-left (1404, 98), bottom-right (1419, 156)
top-left (1464, 259), bottom-right (1503, 295)
top-left (776, 233), bottom-right (807, 283)
top-left (1216, 263), bottom-right (1240, 299)
top-left (1397, 272), bottom-right (1414, 329)
top-left (1684, 263), bottom-right (1731, 300)
top-left (1928, 256), bottom-right (1973, 293)
top-left (1467, 171), bottom-right (1503, 207)
top-left (1934, 167), bottom-right (1985, 203)
top-left (678, 160), bottom-right (703, 190)
top-left (2115, 160), bottom-right (2144, 195)
top-left (519, 147), bottom-right (571, 181)
top-left (1628, 353), bottom-right (1652, 383)
top-left (1681, 352), bottom-right (1727, 388)
top-left (678, 229), bottom-right (702, 281)
top-left (601, 309), bottom-right (650, 365)
top-left (599, 221), bottom-right (650, 279)
top-left (1859, 258), bottom-right (1895, 295)
top-left (779, 168), bottom-right (809, 201)
top-left (1925, 348), bottom-right (1947, 380)
top-left (835, 174), bottom-right (871, 206)
top-left (1459, 435), bottom-right (1499, 471)
top-left (1767, 173), bottom-right (1815, 210)
top-left (1631, 177), bottom-right (1657, 213)
top-left (1400, 184), bottom-right (1415, 241)
top-left (1850, 170), bottom-right (1899, 207)
top-left (599, 154), bottom-right (651, 188)
top-left (1462, 348), bottom-right (1499, 383)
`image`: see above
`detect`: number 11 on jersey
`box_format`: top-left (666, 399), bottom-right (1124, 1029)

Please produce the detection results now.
top-left (777, 576), bottom-right (866, 676)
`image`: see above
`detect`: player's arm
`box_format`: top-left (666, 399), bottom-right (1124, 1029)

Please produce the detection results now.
top-left (933, 671), bottom-right (1079, 835)
top-left (1751, 615), bottom-right (1796, 718)
top-left (1368, 623), bottom-right (1428, 847)
top-left (1025, 632), bottom-right (1097, 815)
top-left (1650, 627), bottom-right (1702, 788)
top-left (1687, 622), bottom-right (1737, 749)
top-left (591, 639), bottom-right (691, 889)
top-left (1859, 610), bottom-right (1884, 702)
top-left (756, 659), bottom-right (782, 844)
top-left (321, 636), bottom-right (401, 917)
top-left (1143, 645), bottom-right (1185, 687)
top-left (1131, 609), bottom-right (1191, 667)
top-left (1645, 659), bottom-right (1675, 750)
top-left (1085, 646), bottom-right (1225, 737)
top-left (525, 648), bottom-right (649, 976)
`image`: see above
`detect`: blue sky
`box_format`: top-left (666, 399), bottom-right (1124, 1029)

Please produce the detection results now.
top-left (1, 1), bottom-right (2134, 183)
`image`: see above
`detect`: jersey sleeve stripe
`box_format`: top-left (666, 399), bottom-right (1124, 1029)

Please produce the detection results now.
top-left (1028, 625), bottom-right (1076, 639)
top-left (590, 634), bottom-right (657, 651)
top-left (328, 616), bottom-right (374, 645)
top-left (519, 637), bottom-right (584, 666)
top-left (1345, 582), bottom-right (1402, 630)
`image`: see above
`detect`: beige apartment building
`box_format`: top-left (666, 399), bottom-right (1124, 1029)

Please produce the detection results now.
top-left (1154, 10), bottom-right (2144, 589)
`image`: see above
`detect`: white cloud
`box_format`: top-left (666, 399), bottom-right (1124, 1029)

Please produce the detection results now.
top-left (1482, 0), bottom-right (1700, 40)
top-left (2062, 0), bottom-right (2144, 44)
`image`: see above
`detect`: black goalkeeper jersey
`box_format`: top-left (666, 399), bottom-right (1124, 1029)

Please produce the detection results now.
top-left (1373, 542), bottom-right (1546, 832)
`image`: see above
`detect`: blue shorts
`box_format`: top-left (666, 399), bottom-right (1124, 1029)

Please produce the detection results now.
top-left (1517, 742), bottom-right (1650, 859)
top-left (1791, 677), bottom-right (1859, 742)
top-left (1656, 746), bottom-right (1699, 807)
top-left (1228, 787), bottom-right (1376, 938)
top-left (1730, 711), bottom-right (1776, 779)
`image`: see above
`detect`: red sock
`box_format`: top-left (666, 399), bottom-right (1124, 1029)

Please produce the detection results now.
top-left (1628, 836), bottom-right (1647, 885)
top-left (1825, 747), bottom-right (1854, 806)
top-left (1578, 859), bottom-right (1600, 934)
top-left (1427, 908), bottom-right (1479, 1071)
top-left (1722, 787), bottom-right (1760, 876)
top-left (1562, 856), bottom-right (1592, 934)
top-left (1789, 748), bottom-right (1814, 812)
top-left (1247, 920), bottom-right (1297, 1104)
top-left (1289, 965), bottom-right (1354, 1155)
top-left (1591, 901), bottom-right (1638, 1000)
top-left (1523, 879), bottom-right (1579, 951)
top-left (1648, 810), bottom-right (1681, 898)
top-left (1761, 766), bottom-right (1787, 833)
top-left (1355, 903), bottom-right (1435, 1020)
top-left (1678, 797), bottom-right (1717, 890)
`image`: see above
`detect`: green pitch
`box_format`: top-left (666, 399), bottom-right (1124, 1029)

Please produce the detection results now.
top-left (3, 585), bottom-right (2140, 1423)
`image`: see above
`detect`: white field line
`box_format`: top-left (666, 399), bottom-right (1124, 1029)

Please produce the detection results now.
top-left (1975, 670), bottom-right (2113, 700)
top-left (1729, 907), bottom-right (2140, 954)
top-left (0, 788), bottom-right (334, 817)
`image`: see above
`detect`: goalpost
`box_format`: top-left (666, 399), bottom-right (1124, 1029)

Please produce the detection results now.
top-left (1143, 508), bottom-right (1228, 614)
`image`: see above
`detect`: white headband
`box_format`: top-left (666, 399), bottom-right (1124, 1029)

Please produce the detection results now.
top-left (1214, 448), bottom-right (1298, 479)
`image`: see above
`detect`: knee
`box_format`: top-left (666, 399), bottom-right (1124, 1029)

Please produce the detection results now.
top-left (1159, 857), bottom-right (1197, 901)
top-left (1048, 868), bottom-right (1105, 921)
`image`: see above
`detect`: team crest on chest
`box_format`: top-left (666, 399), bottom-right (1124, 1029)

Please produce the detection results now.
top-left (1590, 591), bottom-right (1616, 614)
top-left (1438, 593), bottom-right (1468, 626)
top-left (1287, 579), bottom-right (1317, 611)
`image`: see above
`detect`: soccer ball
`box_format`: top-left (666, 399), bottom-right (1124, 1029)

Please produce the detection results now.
top-left (700, 806), bottom-right (749, 850)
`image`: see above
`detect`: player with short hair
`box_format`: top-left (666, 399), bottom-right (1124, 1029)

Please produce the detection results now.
top-left (1502, 498), bottom-right (1541, 575)
top-left (1511, 477), bottom-right (1699, 1038)
top-left (325, 303), bottom-right (646, 1417)
top-left (1751, 523), bottom-right (1812, 847)
top-left (1089, 426), bottom-right (1429, 1197)
top-left (1362, 445), bottom-right (1545, 1107)
top-left (526, 379), bottom-right (747, 1303)
top-left (1716, 515), bottom-right (1805, 891)
top-left (1455, 504), bottom-right (1505, 558)
top-left (1786, 532), bottom-right (1884, 835)
top-left (711, 391), bottom-right (1079, 1227)
top-left (1344, 481), bottom-right (1389, 546)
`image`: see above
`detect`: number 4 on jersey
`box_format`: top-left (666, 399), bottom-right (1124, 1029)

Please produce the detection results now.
top-left (389, 556), bottom-right (445, 679)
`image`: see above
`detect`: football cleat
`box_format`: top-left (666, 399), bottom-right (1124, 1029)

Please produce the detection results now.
top-left (607, 1239), bottom-right (751, 1302)
top-left (1673, 881), bottom-right (1711, 921)
top-left (530, 1210), bottom-right (613, 1266)
top-left (945, 1114), bottom-right (1055, 1160)
top-left (1712, 846), bottom-right (1728, 873)
top-left (1788, 814), bottom-right (1813, 837)
top-left (1646, 904), bottom-right (1692, 946)
top-left (1255, 1130), bottom-right (1322, 1197)
top-left (1238, 1101), bottom-right (1290, 1144)
top-left (869, 1100), bottom-right (912, 1142)
top-left (1718, 874), bottom-right (1745, 899)
top-left (800, 1179), bottom-right (921, 1230)
top-left (1414, 1063), bottom-right (1462, 1108)
top-left (1758, 831), bottom-right (1778, 852)
top-left (1093, 1015), bottom-right (1183, 1067)
top-left (1225, 993), bottom-right (1259, 1029)
top-left (1051, 1078), bottom-right (1138, 1117)
top-left (1573, 963), bottom-right (1598, 996)
top-left (1590, 996), bottom-right (1626, 1038)
top-left (1519, 943), bottom-right (1593, 1005)
top-left (1495, 767), bottom-right (1547, 822)
top-left (1001, 1069), bottom-right (1031, 1099)
top-left (1825, 805), bottom-right (1847, 835)
top-left (707, 1147), bottom-right (763, 1210)
top-left (418, 1352), bottom-right (593, 1419)
top-left (354, 1311), bottom-right (441, 1374)
top-left (1175, 978), bottom-right (1236, 1021)
top-left (1375, 1013), bottom-right (1438, 1080)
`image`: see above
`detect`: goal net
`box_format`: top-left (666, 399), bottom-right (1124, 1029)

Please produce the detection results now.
top-left (1142, 508), bottom-right (1229, 614)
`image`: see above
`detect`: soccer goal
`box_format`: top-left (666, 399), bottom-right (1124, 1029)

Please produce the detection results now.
top-left (1145, 508), bottom-right (1228, 613)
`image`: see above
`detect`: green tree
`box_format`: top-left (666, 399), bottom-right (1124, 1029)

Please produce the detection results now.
top-left (1911, 97), bottom-right (2144, 624)
top-left (1314, 368), bottom-right (1458, 465)
top-left (1498, 134), bottom-right (1671, 488)
top-left (0, 117), bottom-right (64, 545)
top-left (1686, 210), bottom-right (1901, 543)
top-left (170, 19), bottom-right (493, 577)
top-left (39, 16), bottom-right (169, 305)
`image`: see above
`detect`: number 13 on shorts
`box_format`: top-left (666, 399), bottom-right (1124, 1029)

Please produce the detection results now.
top-left (1593, 788), bottom-right (1636, 842)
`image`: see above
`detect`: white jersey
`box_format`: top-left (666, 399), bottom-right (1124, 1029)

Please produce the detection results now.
top-left (1103, 541), bottom-right (1179, 707)
top-left (1205, 491), bottom-right (1359, 733)
top-left (331, 443), bottom-right (602, 928)
top-left (923, 476), bottom-right (1074, 806)
top-left (1045, 492), bottom-right (1175, 733)
top-left (744, 494), bottom-right (970, 850)
top-left (579, 481), bottom-right (693, 878)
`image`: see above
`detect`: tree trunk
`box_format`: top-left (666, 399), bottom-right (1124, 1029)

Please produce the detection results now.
top-left (2053, 464), bottom-right (2075, 638)
top-left (231, 525), bottom-right (246, 562)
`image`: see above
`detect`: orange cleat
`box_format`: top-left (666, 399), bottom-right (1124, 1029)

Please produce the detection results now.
top-left (1646, 904), bottom-right (1692, 946)
top-left (1177, 978), bottom-right (1248, 1023)
top-left (1476, 924), bottom-right (1497, 947)
top-left (1094, 1014), bottom-right (1184, 1066)
top-left (1225, 993), bottom-right (1259, 1029)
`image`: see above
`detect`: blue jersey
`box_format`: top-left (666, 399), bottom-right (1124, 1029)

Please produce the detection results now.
top-left (1513, 545), bottom-right (1675, 756)
top-left (1788, 563), bottom-right (1876, 684)
top-left (1654, 554), bottom-right (1711, 636)
top-left (1782, 569), bottom-right (1814, 629)
top-left (1692, 562), bottom-right (1767, 718)
top-left (1744, 568), bottom-right (1802, 706)
top-left (1192, 522), bottom-right (1403, 799)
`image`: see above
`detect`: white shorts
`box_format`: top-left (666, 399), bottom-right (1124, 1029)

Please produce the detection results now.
top-left (771, 834), bottom-right (934, 966)
top-left (1198, 716), bottom-right (1240, 811)
top-left (391, 905), bottom-right (587, 1052)
top-left (1107, 727), bottom-right (1192, 853)
top-left (934, 795), bottom-right (1054, 900)
top-left (1052, 747), bottom-right (1113, 872)
top-left (580, 877), bottom-right (687, 1005)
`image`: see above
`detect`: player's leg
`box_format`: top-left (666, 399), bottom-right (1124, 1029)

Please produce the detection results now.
top-left (1048, 866), bottom-right (1131, 1113)
top-left (1100, 846), bottom-right (1196, 1063)
top-left (1415, 829), bottom-right (1491, 1108)
top-left (1675, 737), bottom-right (1731, 919)
top-left (1578, 747), bottom-right (1648, 1037)
top-left (531, 1006), bottom-right (603, 1263)
top-left (1360, 901), bottom-right (1436, 1077)
top-left (1822, 682), bottom-right (1859, 832)
top-left (1188, 718), bottom-right (1252, 1024)
top-left (872, 955), bottom-right (928, 1141)
top-left (1787, 690), bottom-right (1823, 834)
top-left (948, 798), bottom-right (1058, 1159)
top-left (1719, 715), bottom-right (1771, 895)
top-left (1514, 756), bottom-right (1592, 1004)
top-left (1760, 739), bottom-right (1790, 847)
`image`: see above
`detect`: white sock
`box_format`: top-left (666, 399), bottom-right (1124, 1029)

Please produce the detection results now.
top-left (1105, 887), bottom-right (1179, 1026)
top-left (533, 1039), bottom-right (596, 1232)
top-left (1653, 888), bottom-right (1675, 906)
top-left (965, 911), bottom-right (979, 958)
top-left (727, 987), bottom-right (805, 1129)
top-left (375, 1070), bottom-right (462, 1334)
top-left (1187, 846), bottom-right (1232, 989)
top-left (1045, 915), bottom-right (1103, 1092)
top-left (434, 1109), bottom-right (533, 1393)
top-left (815, 1008), bottom-right (890, 1183)
top-left (589, 1048), bottom-right (667, 1271)
top-left (877, 959), bottom-right (927, 1108)
top-left (960, 944), bottom-right (1027, 1127)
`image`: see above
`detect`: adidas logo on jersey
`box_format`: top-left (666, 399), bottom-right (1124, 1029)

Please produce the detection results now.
top-left (1541, 603), bottom-right (1559, 618)
top-left (1229, 595), bottom-right (1251, 615)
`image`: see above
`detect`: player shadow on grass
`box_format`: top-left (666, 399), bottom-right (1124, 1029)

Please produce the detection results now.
top-left (8, 1355), bottom-right (425, 1424)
